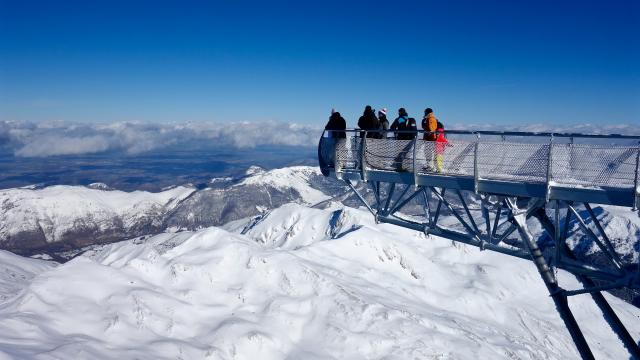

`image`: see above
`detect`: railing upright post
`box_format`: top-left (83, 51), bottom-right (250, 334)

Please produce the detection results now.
top-left (474, 133), bottom-right (480, 194)
top-left (545, 135), bottom-right (554, 203)
top-left (412, 134), bottom-right (418, 187)
top-left (333, 131), bottom-right (339, 170)
top-left (361, 131), bottom-right (367, 181)
top-left (633, 144), bottom-right (640, 210)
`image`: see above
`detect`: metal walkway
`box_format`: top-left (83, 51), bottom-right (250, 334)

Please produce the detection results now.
top-left (318, 129), bottom-right (640, 359)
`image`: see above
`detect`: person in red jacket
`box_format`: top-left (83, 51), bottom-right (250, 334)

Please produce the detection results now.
top-left (435, 126), bottom-right (448, 173)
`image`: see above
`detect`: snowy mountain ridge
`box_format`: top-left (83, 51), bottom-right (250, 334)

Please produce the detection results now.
top-left (0, 166), bottom-right (339, 254)
top-left (0, 185), bottom-right (195, 250)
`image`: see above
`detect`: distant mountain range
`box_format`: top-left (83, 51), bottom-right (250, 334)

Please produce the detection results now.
top-left (0, 166), bottom-right (351, 256)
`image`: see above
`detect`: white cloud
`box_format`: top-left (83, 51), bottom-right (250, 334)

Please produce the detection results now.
top-left (15, 135), bottom-right (110, 157)
top-left (2, 120), bottom-right (638, 158)
top-left (0, 120), bottom-right (323, 157)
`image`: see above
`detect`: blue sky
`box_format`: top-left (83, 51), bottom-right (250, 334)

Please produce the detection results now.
top-left (0, 0), bottom-right (638, 126)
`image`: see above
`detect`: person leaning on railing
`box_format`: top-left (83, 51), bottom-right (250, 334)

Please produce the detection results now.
top-left (358, 105), bottom-right (380, 138)
top-left (377, 108), bottom-right (389, 139)
top-left (421, 108), bottom-right (441, 171)
top-left (325, 108), bottom-right (346, 138)
top-left (390, 108), bottom-right (417, 171)
top-left (390, 108), bottom-right (417, 140)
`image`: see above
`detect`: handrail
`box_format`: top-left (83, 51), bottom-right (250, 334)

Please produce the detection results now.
top-left (324, 129), bottom-right (640, 140)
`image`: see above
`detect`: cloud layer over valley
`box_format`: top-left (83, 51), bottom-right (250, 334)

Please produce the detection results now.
top-left (1, 120), bottom-right (639, 158)
top-left (1, 121), bottom-right (322, 157)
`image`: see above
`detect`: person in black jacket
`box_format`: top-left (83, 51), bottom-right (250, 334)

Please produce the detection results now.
top-left (390, 108), bottom-right (417, 140)
top-left (357, 105), bottom-right (380, 138)
top-left (324, 109), bottom-right (346, 138)
top-left (388, 108), bottom-right (417, 171)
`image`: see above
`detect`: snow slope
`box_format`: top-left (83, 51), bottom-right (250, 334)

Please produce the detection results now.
top-left (0, 166), bottom-right (342, 252)
top-left (236, 166), bottom-right (330, 205)
top-left (0, 185), bottom-right (195, 250)
top-left (0, 250), bottom-right (56, 303)
top-left (0, 203), bottom-right (638, 359)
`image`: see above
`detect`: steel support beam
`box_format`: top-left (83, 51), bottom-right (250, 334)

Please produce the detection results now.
top-left (534, 209), bottom-right (640, 359)
top-left (389, 188), bottom-right (423, 216)
top-left (432, 188), bottom-right (445, 228)
top-left (567, 204), bottom-right (624, 272)
top-left (584, 203), bottom-right (624, 267)
top-left (456, 190), bottom-right (480, 234)
top-left (507, 199), bottom-right (595, 360)
top-left (386, 184), bottom-right (411, 216)
top-left (432, 187), bottom-right (480, 240)
top-left (345, 180), bottom-right (376, 217)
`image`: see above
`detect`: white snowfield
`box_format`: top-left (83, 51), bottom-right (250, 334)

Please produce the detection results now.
top-left (237, 166), bottom-right (330, 205)
top-left (0, 203), bottom-right (638, 359)
top-left (0, 185), bottom-right (195, 244)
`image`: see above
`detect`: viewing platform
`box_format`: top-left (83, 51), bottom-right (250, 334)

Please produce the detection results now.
top-left (319, 129), bottom-right (640, 209)
top-left (318, 129), bottom-right (640, 359)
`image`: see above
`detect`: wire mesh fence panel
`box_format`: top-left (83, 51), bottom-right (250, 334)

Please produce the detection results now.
top-left (552, 144), bottom-right (639, 188)
top-left (335, 136), bottom-right (362, 170)
top-left (414, 140), bottom-right (475, 176)
top-left (365, 138), bottom-right (415, 172)
top-left (477, 142), bottom-right (549, 183)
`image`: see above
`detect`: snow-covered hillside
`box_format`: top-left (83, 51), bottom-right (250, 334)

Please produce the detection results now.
top-left (236, 166), bottom-right (330, 205)
top-left (0, 166), bottom-right (345, 253)
top-left (0, 203), bottom-right (638, 359)
top-left (0, 185), bottom-right (195, 251)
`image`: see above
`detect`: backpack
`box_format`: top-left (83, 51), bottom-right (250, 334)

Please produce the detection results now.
top-left (428, 116), bottom-right (438, 132)
top-left (424, 114), bottom-right (438, 141)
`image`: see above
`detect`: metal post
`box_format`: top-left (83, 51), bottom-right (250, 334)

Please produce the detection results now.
top-left (506, 199), bottom-right (595, 360)
top-left (333, 132), bottom-right (339, 170)
top-left (481, 197), bottom-right (491, 237)
top-left (361, 131), bottom-right (368, 181)
top-left (383, 183), bottom-right (396, 215)
top-left (554, 200), bottom-right (562, 266)
top-left (370, 181), bottom-right (381, 210)
top-left (634, 146), bottom-right (640, 210)
top-left (412, 136), bottom-right (419, 186)
top-left (491, 200), bottom-right (502, 242)
top-left (473, 133), bottom-right (480, 194)
top-left (422, 187), bottom-right (433, 227)
top-left (545, 135), bottom-right (554, 202)
top-left (432, 188), bottom-right (445, 227)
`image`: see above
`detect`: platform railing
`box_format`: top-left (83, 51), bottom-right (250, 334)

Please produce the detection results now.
top-left (319, 129), bottom-right (640, 206)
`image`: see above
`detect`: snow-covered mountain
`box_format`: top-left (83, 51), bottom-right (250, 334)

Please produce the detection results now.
top-left (0, 203), bottom-right (638, 359)
top-left (0, 184), bottom-right (196, 253)
top-left (0, 166), bottom-right (348, 255)
top-left (165, 166), bottom-right (347, 232)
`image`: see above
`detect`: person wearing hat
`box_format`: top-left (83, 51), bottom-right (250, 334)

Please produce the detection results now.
top-left (377, 107), bottom-right (389, 139)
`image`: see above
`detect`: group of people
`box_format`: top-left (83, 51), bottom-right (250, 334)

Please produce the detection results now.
top-left (324, 106), bottom-right (449, 172)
